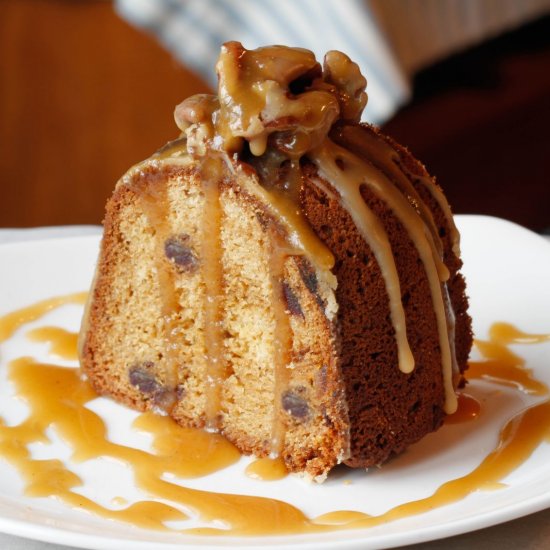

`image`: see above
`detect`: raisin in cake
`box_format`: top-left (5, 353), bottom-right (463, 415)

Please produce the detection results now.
top-left (79, 42), bottom-right (472, 480)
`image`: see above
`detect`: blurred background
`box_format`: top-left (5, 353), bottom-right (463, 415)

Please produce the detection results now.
top-left (1, 0), bottom-right (549, 232)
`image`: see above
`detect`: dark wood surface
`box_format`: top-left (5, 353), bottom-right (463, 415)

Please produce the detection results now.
top-left (0, 0), bottom-right (209, 228)
top-left (1, 1), bottom-right (548, 231)
top-left (384, 16), bottom-right (550, 233)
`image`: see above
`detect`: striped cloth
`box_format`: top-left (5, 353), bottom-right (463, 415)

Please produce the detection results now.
top-left (115, 0), bottom-right (409, 124)
top-left (115, 0), bottom-right (550, 125)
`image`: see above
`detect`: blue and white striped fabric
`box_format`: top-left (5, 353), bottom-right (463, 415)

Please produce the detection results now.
top-left (115, 0), bottom-right (410, 125)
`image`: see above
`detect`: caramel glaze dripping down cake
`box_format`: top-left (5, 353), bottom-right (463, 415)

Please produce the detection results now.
top-left (79, 42), bottom-right (472, 480)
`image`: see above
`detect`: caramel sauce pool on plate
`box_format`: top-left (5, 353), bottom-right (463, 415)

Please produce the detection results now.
top-left (1, 294), bottom-right (550, 535)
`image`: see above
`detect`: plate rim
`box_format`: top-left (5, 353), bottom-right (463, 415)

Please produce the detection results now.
top-left (1, 214), bottom-right (550, 550)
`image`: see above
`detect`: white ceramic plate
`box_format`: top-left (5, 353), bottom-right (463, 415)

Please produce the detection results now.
top-left (1, 215), bottom-right (550, 550)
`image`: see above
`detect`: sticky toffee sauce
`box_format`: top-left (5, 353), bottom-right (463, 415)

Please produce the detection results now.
top-left (1, 296), bottom-right (550, 535)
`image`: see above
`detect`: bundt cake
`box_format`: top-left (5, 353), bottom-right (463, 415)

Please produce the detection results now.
top-left (79, 42), bottom-right (472, 480)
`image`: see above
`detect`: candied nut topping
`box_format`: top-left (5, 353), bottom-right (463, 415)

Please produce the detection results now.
top-left (173, 42), bottom-right (366, 159)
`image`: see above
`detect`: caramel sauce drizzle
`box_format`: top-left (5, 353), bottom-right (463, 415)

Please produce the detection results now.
top-left (489, 322), bottom-right (550, 345)
top-left (408, 171), bottom-right (461, 259)
top-left (332, 124), bottom-right (447, 275)
top-left (469, 323), bottom-right (549, 396)
top-left (446, 322), bottom-right (549, 430)
top-left (218, 157), bottom-right (302, 452)
top-left (314, 323), bottom-right (550, 528)
top-left (26, 326), bottom-right (79, 361)
top-left (332, 124), bottom-right (460, 261)
top-left (268, 238), bottom-right (294, 454)
top-left (2, 297), bottom-right (550, 536)
top-left (139, 184), bottom-right (182, 410)
top-left (245, 457), bottom-right (288, 481)
top-left (311, 142), bottom-right (415, 375)
top-left (331, 127), bottom-right (459, 262)
top-left (369, 131), bottom-right (462, 260)
top-left (444, 393), bottom-right (481, 424)
top-left (323, 126), bottom-right (464, 402)
top-left (332, 128), bottom-right (460, 389)
top-left (312, 140), bottom-right (457, 410)
top-left (315, 401), bottom-right (550, 528)
top-left (250, 156), bottom-right (335, 270)
top-left (199, 156), bottom-right (228, 430)
top-left (0, 292), bottom-right (87, 343)
top-left (310, 140), bottom-right (458, 414)
top-left (138, 154), bottom-right (230, 423)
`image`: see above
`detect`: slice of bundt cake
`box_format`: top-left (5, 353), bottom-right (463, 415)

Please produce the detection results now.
top-left (79, 42), bottom-right (472, 479)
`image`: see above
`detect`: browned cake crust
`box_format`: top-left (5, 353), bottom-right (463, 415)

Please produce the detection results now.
top-left (302, 124), bottom-right (471, 467)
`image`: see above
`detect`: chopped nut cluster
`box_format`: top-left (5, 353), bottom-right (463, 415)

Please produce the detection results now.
top-left (174, 41), bottom-right (368, 159)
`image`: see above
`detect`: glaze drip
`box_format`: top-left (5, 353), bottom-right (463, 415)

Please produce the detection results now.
top-left (2, 297), bottom-right (549, 535)
top-left (311, 142), bottom-right (415, 374)
top-left (331, 124), bottom-right (447, 277)
top-left (198, 155), bottom-right (228, 429)
top-left (268, 235), bottom-right (295, 454)
top-left (139, 184), bottom-right (182, 411)
top-left (311, 139), bottom-right (458, 412)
